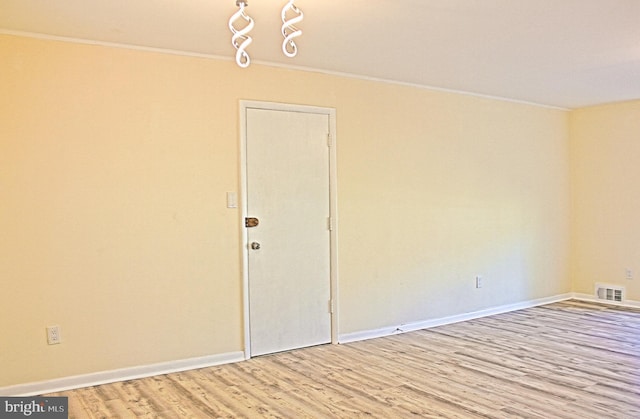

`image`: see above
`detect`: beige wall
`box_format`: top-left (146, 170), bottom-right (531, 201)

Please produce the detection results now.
top-left (570, 101), bottom-right (640, 300)
top-left (0, 34), bottom-right (571, 387)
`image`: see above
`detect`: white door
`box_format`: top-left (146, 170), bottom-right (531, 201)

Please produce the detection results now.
top-left (245, 106), bottom-right (332, 356)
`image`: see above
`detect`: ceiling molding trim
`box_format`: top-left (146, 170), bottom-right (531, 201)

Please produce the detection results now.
top-left (251, 58), bottom-right (570, 111)
top-left (0, 29), bottom-right (232, 62)
top-left (1, 28), bottom-right (569, 111)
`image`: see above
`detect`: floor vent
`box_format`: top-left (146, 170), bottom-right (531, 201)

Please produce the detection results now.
top-left (595, 283), bottom-right (625, 303)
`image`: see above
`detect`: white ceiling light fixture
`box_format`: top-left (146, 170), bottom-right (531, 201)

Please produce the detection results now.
top-left (228, 0), bottom-right (254, 68)
top-left (281, 0), bottom-right (304, 58)
top-left (228, 0), bottom-right (304, 68)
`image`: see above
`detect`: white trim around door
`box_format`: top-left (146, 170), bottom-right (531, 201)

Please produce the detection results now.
top-left (239, 101), bottom-right (339, 359)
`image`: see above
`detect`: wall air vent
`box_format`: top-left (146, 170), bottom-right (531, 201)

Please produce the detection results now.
top-left (595, 283), bottom-right (625, 303)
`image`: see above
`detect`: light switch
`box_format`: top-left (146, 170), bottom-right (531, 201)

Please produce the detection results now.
top-left (227, 192), bottom-right (238, 208)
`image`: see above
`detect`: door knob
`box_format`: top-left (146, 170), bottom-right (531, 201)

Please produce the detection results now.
top-left (250, 242), bottom-right (261, 250)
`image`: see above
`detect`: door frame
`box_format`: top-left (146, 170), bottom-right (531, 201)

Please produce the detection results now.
top-left (239, 100), bottom-right (339, 359)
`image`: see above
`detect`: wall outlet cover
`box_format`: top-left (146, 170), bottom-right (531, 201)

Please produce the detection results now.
top-left (47, 325), bottom-right (61, 345)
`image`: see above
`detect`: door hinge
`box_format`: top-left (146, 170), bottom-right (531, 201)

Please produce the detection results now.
top-left (327, 133), bottom-right (332, 147)
top-left (329, 299), bottom-right (334, 314)
top-left (327, 217), bottom-right (334, 231)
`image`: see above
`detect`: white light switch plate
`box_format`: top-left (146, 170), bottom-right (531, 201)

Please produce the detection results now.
top-left (226, 192), bottom-right (238, 208)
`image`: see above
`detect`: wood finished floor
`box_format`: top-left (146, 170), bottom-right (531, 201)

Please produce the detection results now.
top-left (46, 300), bottom-right (640, 418)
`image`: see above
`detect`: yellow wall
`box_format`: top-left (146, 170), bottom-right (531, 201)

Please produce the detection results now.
top-left (336, 82), bottom-right (571, 330)
top-left (570, 101), bottom-right (640, 300)
top-left (0, 34), bottom-right (571, 387)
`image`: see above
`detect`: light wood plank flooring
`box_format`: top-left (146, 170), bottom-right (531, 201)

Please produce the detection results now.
top-left (46, 300), bottom-right (640, 418)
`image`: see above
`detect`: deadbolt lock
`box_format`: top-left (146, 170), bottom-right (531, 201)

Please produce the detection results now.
top-left (245, 217), bottom-right (259, 228)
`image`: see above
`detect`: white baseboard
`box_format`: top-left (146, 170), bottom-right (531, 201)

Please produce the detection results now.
top-left (0, 351), bottom-right (245, 397)
top-left (571, 292), bottom-right (640, 308)
top-left (5, 292), bottom-right (637, 397)
top-left (338, 293), bottom-right (574, 344)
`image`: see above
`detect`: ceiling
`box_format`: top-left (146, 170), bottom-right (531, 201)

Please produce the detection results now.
top-left (1, 0), bottom-right (639, 109)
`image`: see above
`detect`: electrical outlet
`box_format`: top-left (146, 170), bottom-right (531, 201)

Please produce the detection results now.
top-left (47, 325), bottom-right (61, 345)
top-left (475, 275), bottom-right (483, 288)
top-left (626, 269), bottom-right (633, 280)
